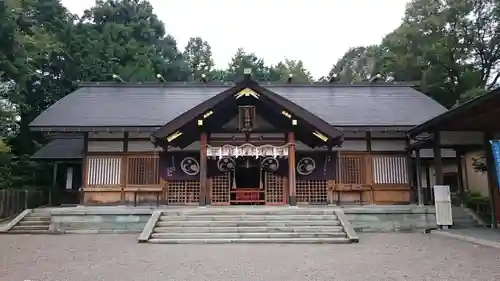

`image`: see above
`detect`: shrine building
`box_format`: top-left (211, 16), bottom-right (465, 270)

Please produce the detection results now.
top-left (29, 72), bottom-right (453, 206)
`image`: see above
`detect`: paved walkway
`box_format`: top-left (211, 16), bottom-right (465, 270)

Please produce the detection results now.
top-left (433, 227), bottom-right (500, 249)
top-left (1, 233), bottom-right (500, 281)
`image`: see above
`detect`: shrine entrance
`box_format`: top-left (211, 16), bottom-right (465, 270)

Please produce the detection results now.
top-left (231, 157), bottom-right (264, 205)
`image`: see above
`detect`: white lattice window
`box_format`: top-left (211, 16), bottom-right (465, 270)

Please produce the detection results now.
top-left (87, 156), bottom-right (122, 186)
top-left (372, 156), bottom-right (408, 184)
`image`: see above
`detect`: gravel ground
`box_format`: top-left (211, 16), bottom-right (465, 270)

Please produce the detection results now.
top-left (1, 233), bottom-right (500, 281)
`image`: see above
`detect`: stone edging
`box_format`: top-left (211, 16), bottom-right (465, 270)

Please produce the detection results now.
top-left (137, 211), bottom-right (162, 243)
top-left (432, 230), bottom-right (500, 249)
top-left (334, 209), bottom-right (359, 243)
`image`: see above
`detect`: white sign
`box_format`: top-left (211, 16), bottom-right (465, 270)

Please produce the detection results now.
top-left (433, 185), bottom-right (453, 227)
top-left (207, 143), bottom-right (289, 158)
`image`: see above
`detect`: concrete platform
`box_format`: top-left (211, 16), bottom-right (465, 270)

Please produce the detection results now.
top-left (3, 205), bottom-right (441, 234)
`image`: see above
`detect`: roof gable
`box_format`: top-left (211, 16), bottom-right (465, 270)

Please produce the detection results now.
top-left (152, 78), bottom-right (343, 148)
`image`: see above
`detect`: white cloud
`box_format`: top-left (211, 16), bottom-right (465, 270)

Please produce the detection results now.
top-left (62, 0), bottom-right (409, 78)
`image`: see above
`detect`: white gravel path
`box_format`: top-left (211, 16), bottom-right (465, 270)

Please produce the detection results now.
top-left (1, 233), bottom-right (499, 281)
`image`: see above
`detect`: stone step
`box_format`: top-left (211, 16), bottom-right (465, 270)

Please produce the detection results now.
top-left (153, 225), bottom-right (345, 233)
top-left (151, 232), bottom-right (346, 239)
top-left (11, 225), bottom-right (49, 231)
top-left (31, 210), bottom-right (52, 213)
top-left (7, 229), bottom-right (54, 234)
top-left (23, 216), bottom-right (51, 221)
top-left (159, 215), bottom-right (338, 221)
top-left (156, 220), bottom-right (341, 227)
top-left (18, 220), bottom-right (50, 226)
top-left (161, 210), bottom-right (336, 216)
top-left (147, 237), bottom-right (350, 244)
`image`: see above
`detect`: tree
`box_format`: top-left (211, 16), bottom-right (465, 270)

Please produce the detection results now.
top-left (184, 37), bottom-right (214, 79)
top-left (328, 0), bottom-right (500, 108)
top-left (270, 59), bottom-right (313, 82)
top-left (328, 46), bottom-right (383, 83)
top-left (0, 0), bottom-right (190, 189)
top-left (225, 48), bottom-right (272, 81)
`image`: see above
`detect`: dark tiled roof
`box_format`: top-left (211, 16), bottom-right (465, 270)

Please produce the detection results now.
top-left (409, 87), bottom-right (500, 136)
top-left (29, 83), bottom-right (447, 129)
top-left (31, 138), bottom-right (83, 159)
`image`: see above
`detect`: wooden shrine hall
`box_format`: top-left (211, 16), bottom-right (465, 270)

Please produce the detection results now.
top-left (29, 70), bottom-right (450, 206)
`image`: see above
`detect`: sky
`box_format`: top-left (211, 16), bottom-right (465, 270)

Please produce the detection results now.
top-left (61, 0), bottom-right (410, 78)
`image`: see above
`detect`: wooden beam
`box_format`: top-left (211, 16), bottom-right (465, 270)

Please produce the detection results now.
top-left (455, 149), bottom-right (465, 205)
top-left (81, 133), bottom-right (89, 205)
top-left (87, 138), bottom-right (149, 141)
top-left (123, 132), bottom-right (129, 152)
top-left (425, 164), bottom-right (432, 204)
top-left (405, 138), bottom-right (415, 202)
top-left (288, 132), bottom-right (296, 206)
top-left (415, 149), bottom-right (423, 206)
top-left (366, 132), bottom-right (372, 152)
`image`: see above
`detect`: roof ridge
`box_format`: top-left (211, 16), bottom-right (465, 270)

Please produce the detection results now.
top-left (76, 81), bottom-right (417, 88)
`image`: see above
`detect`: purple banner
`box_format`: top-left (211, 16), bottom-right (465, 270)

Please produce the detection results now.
top-left (160, 152), bottom-right (336, 180)
top-left (159, 152), bottom-right (200, 180)
top-left (295, 152), bottom-right (337, 180)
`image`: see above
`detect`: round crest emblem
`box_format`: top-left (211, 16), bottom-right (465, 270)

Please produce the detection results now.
top-left (217, 157), bottom-right (236, 172)
top-left (180, 157), bottom-right (200, 175)
top-left (296, 157), bottom-right (316, 175)
top-left (261, 157), bottom-right (279, 172)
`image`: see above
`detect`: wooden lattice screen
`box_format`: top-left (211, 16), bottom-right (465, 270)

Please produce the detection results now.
top-left (210, 173), bottom-right (230, 205)
top-left (166, 180), bottom-right (200, 205)
top-left (127, 156), bottom-right (160, 185)
top-left (265, 172), bottom-right (285, 204)
top-left (296, 180), bottom-right (328, 204)
top-left (338, 154), bottom-right (369, 184)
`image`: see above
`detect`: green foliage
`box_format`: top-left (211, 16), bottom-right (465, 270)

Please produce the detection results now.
top-left (2, 0), bottom-right (500, 190)
top-left (184, 37), bottom-right (214, 79)
top-left (472, 155), bottom-right (488, 173)
top-left (328, 0), bottom-right (500, 108)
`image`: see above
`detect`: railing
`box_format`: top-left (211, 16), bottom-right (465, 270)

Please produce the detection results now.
top-left (0, 189), bottom-right (50, 219)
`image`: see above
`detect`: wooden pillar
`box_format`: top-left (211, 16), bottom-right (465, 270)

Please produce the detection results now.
top-left (121, 132), bottom-right (129, 203)
top-left (433, 132), bottom-right (444, 185)
top-left (81, 132), bottom-right (89, 204)
top-left (200, 132), bottom-right (208, 206)
top-left (425, 163), bottom-right (432, 204)
top-left (415, 149), bottom-right (423, 206)
top-left (455, 149), bottom-right (466, 206)
top-left (483, 132), bottom-right (498, 228)
top-left (405, 138), bottom-right (415, 203)
top-left (288, 132), bottom-right (296, 206)
top-left (52, 161), bottom-right (58, 187)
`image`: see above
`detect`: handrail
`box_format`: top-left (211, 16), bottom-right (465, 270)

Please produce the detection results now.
top-left (334, 209), bottom-right (359, 243)
top-left (137, 211), bottom-right (162, 243)
top-left (1, 209), bottom-right (32, 232)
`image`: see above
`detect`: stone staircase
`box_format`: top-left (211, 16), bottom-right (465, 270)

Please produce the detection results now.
top-left (139, 208), bottom-right (358, 244)
top-left (452, 206), bottom-right (484, 228)
top-left (8, 209), bottom-right (52, 234)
